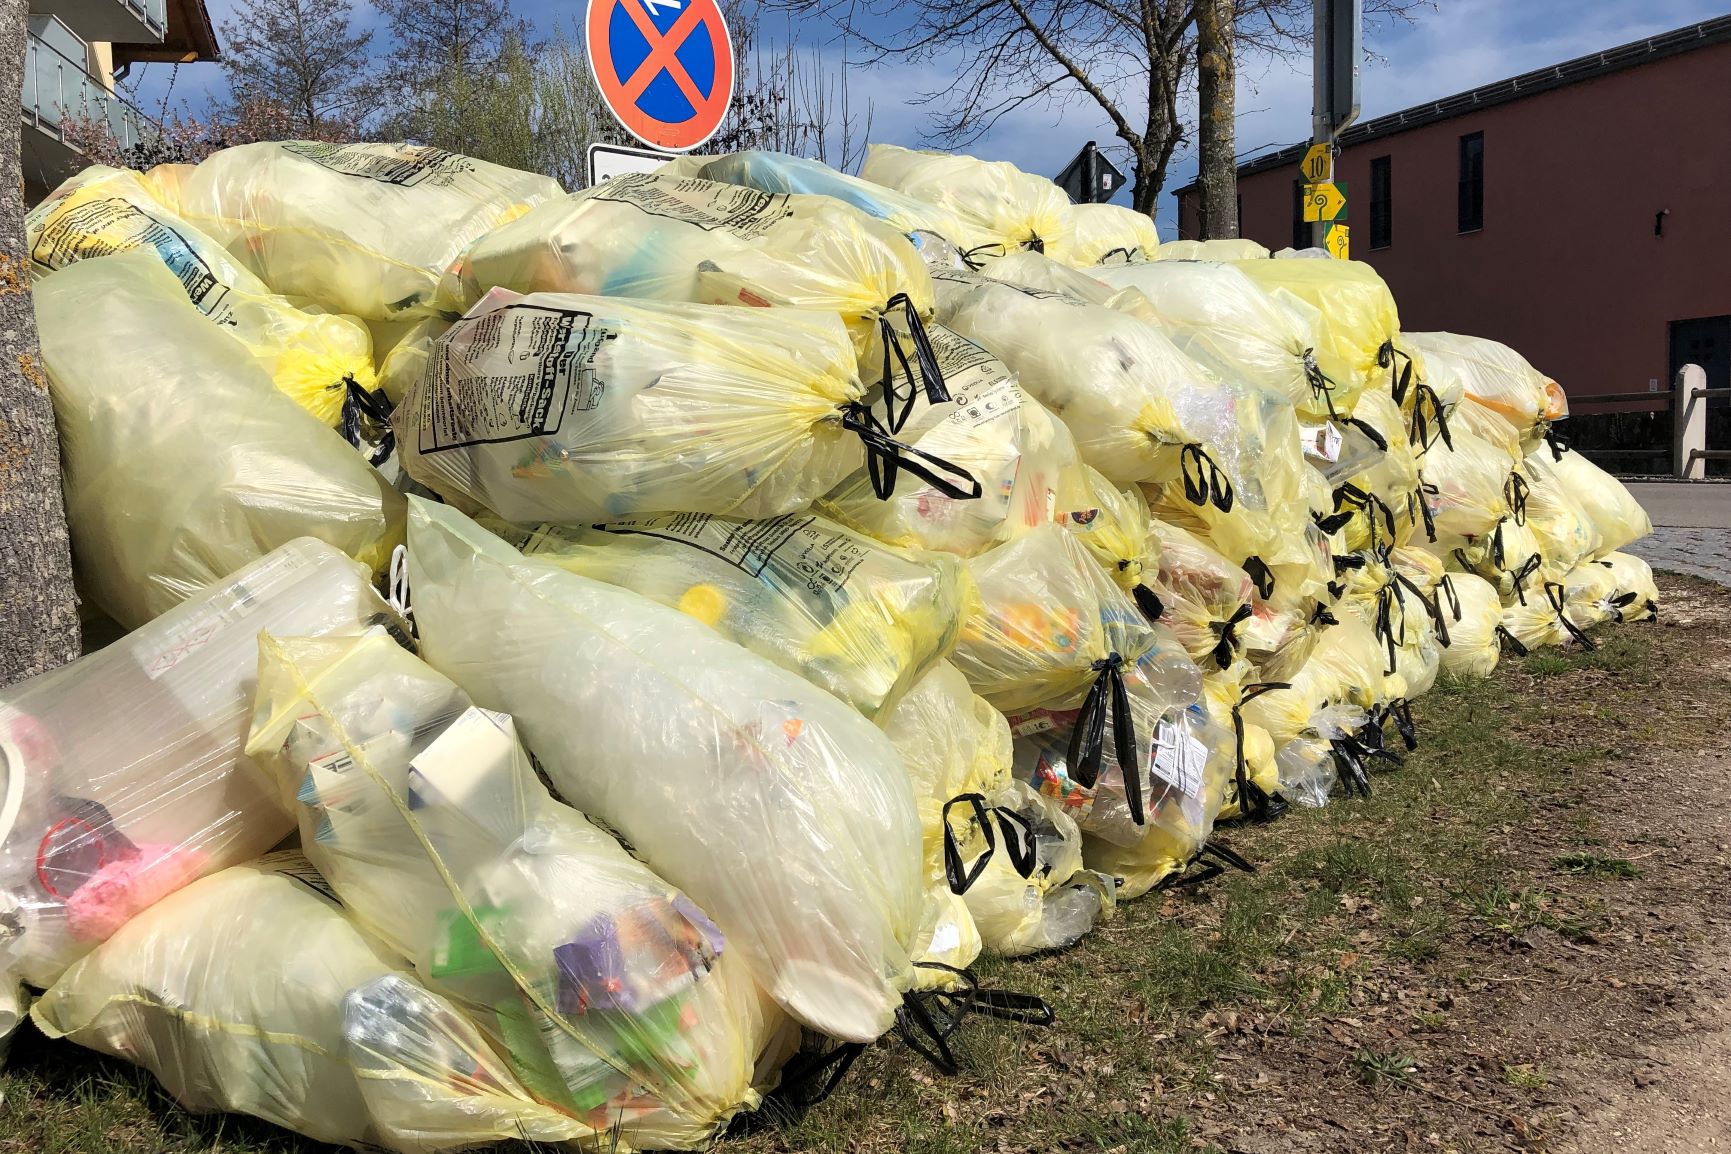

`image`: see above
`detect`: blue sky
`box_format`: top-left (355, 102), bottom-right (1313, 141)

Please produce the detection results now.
top-left (123, 0), bottom-right (1730, 234)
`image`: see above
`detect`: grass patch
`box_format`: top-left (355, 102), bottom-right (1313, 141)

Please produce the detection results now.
top-left (1349, 1048), bottom-right (1417, 1086)
top-left (1503, 1063), bottom-right (1551, 1090)
top-left (1551, 853), bottom-right (1640, 878)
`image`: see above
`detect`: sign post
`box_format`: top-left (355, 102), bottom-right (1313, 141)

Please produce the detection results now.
top-left (587, 0), bottom-right (735, 153)
top-left (1310, 0), bottom-right (1362, 251)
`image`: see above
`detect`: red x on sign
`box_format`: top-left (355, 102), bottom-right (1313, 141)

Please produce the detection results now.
top-left (587, 0), bottom-right (735, 152)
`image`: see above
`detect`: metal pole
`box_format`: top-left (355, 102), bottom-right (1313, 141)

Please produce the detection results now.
top-left (1311, 2), bottom-right (1331, 250)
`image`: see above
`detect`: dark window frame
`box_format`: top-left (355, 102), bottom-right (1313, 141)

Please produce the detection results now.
top-left (1369, 155), bottom-right (1393, 250)
top-left (1291, 178), bottom-right (1309, 250)
top-left (1458, 131), bottom-right (1485, 233)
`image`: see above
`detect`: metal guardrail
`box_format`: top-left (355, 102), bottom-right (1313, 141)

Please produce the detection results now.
top-left (21, 30), bottom-right (155, 157)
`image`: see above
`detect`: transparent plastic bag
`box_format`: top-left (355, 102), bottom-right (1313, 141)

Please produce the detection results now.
top-left (489, 510), bottom-right (965, 720)
top-left (1061, 466), bottom-right (1160, 592)
top-left (952, 524), bottom-right (1160, 714)
top-left (27, 164), bottom-right (376, 427)
top-left (406, 499), bottom-right (923, 1044)
top-left (1080, 703), bottom-right (1234, 899)
top-left (821, 323), bottom-right (1090, 557)
top-left (1160, 238), bottom-right (1269, 261)
top-left (968, 781), bottom-right (1113, 954)
top-left (1403, 332), bottom-right (1568, 450)
top-left (168, 141), bottom-right (562, 320)
top-left (1544, 446), bottom-right (1652, 554)
top-left (1064, 203), bottom-right (1160, 266)
top-left (693, 150), bottom-right (996, 254)
top-left (1093, 259), bottom-right (1324, 413)
top-left (1241, 614), bottom-right (1385, 748)
top-left (933, 267), bottom-right (1233, 487)
top-left (449, 173), bottom-right (938, 374)
top-left (1007, 643), bottom-right (1205, 848)
top-left (395, 287), bottom-right (885, 525)
top-left (247, 631), bottom-right (774, 1147)
top-left (1436, 571), bottom-right (1504, 678)
top-left (1500, 580), bottom-right (1599, 651)
top-left (375, 317), bottom-right (450, 405)
top-left (973, 250), bottom-right (1137, 312)
top-left (32, 855), bottom-right (587, 1152)
top-left (860, 144), bottom-right (1074, 262)
top-left (0, 540), bottom-right (393, 1020)
top-left (36, 252), bottom-right (403, 628)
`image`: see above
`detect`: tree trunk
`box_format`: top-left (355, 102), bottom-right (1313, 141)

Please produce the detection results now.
top-left (1195, 0), bottom-right (1239, 239)
top-left (0, 0), bottom-right (82, 687)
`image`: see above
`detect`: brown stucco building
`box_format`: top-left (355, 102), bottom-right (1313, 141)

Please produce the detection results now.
top-left (1175, 17), bottom-right (1731, 440)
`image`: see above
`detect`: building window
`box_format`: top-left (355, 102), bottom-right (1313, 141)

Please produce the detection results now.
top-left (1292, 179), bottom-right (1308, 250)
top-left (1369, 156), bottom-right (1393, 249)
top-left (1458, 131), bottom-right (1484, 232)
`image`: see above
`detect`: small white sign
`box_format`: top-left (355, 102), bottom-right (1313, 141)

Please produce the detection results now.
top-left (586, 141), bottom-right (678, 188)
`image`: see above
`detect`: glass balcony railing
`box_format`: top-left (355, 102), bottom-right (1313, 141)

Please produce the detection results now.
top-left (22, 28), bottom-right (155, 157)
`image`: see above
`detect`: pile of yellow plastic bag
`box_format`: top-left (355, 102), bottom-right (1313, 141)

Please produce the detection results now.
top-left (488, 509), bottom-right (964, 719)
top-left (35, 252), bottom-right (402, 628)
top-left (160, 141), bottom-right (563, 320)
top-left (26, 165), bottom-right (376, 427)
top-left (1404, 331), bottom-right (1569, 451)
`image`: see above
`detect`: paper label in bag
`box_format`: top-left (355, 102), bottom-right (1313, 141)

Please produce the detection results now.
top-left (419, 305), bottom-right (614, 453)
top-left (589, 173), bottom-right (792, 240)
top-left (31, 197), bottom-right (236, 323)
top-left (1300, 421), bottom-right (1343, 464)
top-left (1150, 720), bottom-right (1206, 800)
top-left (283, 142), bottom-right (474, 187)
top-left (595, 512), bottom-right (869, 596)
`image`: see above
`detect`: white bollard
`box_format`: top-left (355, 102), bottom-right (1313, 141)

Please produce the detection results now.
top-left (1673, 363), bottom-right (1707, 480)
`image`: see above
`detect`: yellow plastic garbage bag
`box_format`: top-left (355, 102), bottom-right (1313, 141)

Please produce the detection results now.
top-left (1594, 552), bottom-right (1660, 621)
top-left (407, 500), bottom-right (923, 1045)
top-left (860, 144), bottom-right (1074, 262)
top-left (1436, 571), bottom-right (1506, 678)
top-left (0, 540), bottom-right (393, 1031)
top-left (693, 150), bottom-right (997, 256)
top-left (374, 316), bottom-right (450, 406)
top-left (1201, 661), bottom-right (1287, 823)
top-left (1500, 580), bottom-right (1600, 652)
top-left (1061, 466), bottom-right (1161, 594)
top-left (1007, 642), bottom-right (1207, 849)
top-left (974, 249), bottom-right (1149, 313)
top-left (1519, 450), bottom-right (1604, 578)
top-left (248, 631), bottom-right (776, 1147)
top-left (1403, 331), bottom-right (1568, 451)
top-left (32, 856), bottom-right (588, 1153)
top-left (1080, 701), bottom-right (1235, 899)
top-left (26, 164), bottom-right (376, 427)
top-left (1417, 425), bottom-right (1518, 548)
top-left (167, 141), bottom-right (563, 320)
top-left (1235, 257), bottom-right (1414, 421)
top-left (1064, 202), bottom-right (1161, 266)
top-left (1143, 518), bottom-right (1257, 672)
top-left (879, 663), bottom-right (1111, 958)
top-left (1335, 553), bottom-right (1444, 702)
top-left (1544, 445), bottom-right (1653, 554)
top-left (1093, 259), bottom-right (1325, 413)
top-left (1451, 511), bottom-right (1548, 605)
top-left (1161, 238), bottom-right (1269, 261)
top-left (488, 510), bottom-right (964, 720)
top-left (1241, 613), bottom-right (1385, 749)
top-left (1272, 702), bottom-right (1374, 808)
top-left (933, 267), bottom-right (1234, 488)
top-left (394, 288), bottom-right (933, 525)
top-left (952, 523), bottom-right (1160, 715)
top-left (35, 252), bottom-right (403, 628)
top-left (821, 323), bottom-right (1090, 557)
top-left (877, 662), bottom-right (994, 976)
top-left (449, 173), bottom-right (940, 381)
top-left (1324, 389), bottom-right (1420, 555)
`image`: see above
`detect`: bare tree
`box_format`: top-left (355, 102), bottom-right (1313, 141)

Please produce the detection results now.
top-left (220, 0), bottom-right (379, 136)
top-left (1, 0), bottom-right (81, 684)
top-left (1195, 0), bottom-right (1237, 237)
top-left (773, 0), bottom-right (1429, 215)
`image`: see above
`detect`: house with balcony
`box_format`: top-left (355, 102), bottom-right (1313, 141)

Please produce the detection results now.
top-left (21, 0), bottom-right (220, 200)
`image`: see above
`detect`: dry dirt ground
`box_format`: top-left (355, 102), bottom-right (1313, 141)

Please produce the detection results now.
top-left (1, 573), bottom-right (1727, 1154)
